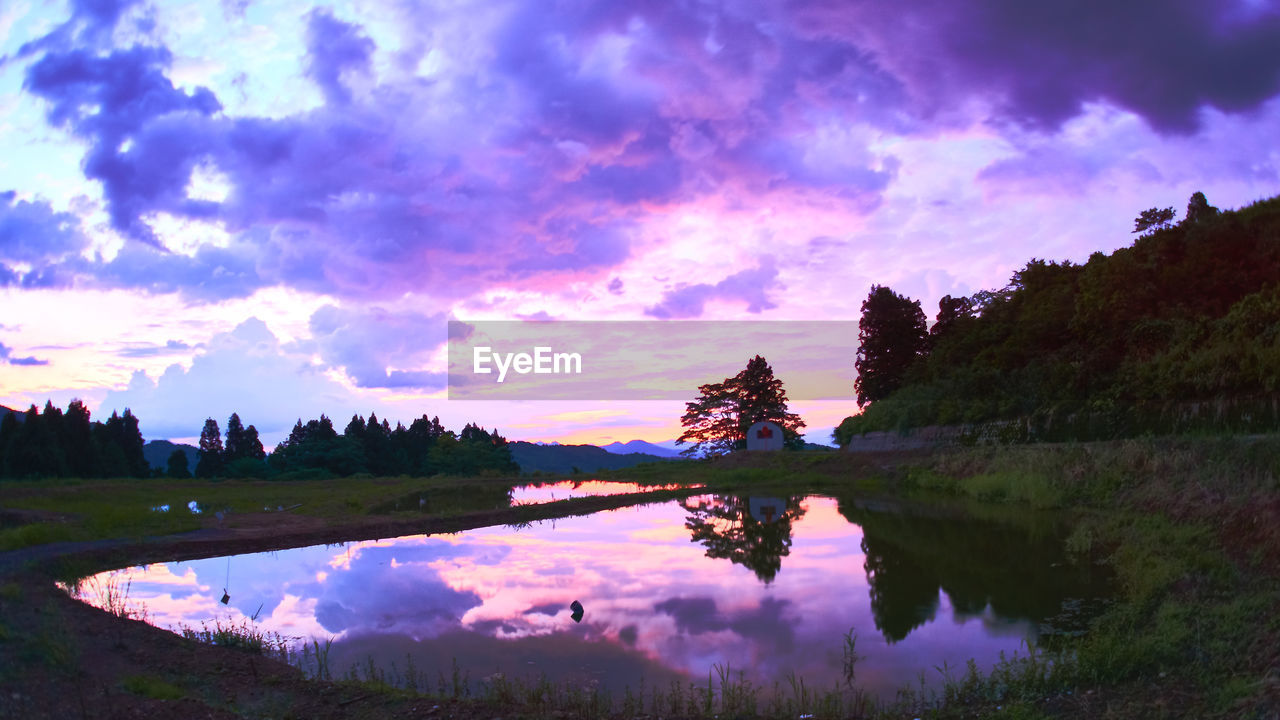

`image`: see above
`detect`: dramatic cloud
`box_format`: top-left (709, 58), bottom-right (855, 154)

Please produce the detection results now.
top-left (791, 0), bottom-right (1280, 133)
top-left (23, 45), bottom-right (222, 243)
top-left (10, 0), bottom-right (906, 304)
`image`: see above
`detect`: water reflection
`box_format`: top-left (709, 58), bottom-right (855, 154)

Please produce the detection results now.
top-left (71, 495), bottom-right (1107, 699)
top-left (680, 495), bottom-right (806, 584)
top-left (839, 498), bottom-right (1108, 643)
top-left (373, 480), bottom-right (696, 515)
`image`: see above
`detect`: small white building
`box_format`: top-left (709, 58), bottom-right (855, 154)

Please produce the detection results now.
top-left (746, 420), bottom-right (784, 451)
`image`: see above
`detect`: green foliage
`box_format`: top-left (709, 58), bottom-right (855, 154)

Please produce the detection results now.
top-left (838, 193), bottom-right (1280, 440)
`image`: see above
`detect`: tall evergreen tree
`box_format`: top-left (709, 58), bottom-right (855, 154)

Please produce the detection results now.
top-left (242, 425), bottom-right (266, 460)
top-left (63, 399), bottom-right (94, 477)
top-left (119, 409), bottom-right (148, 477)
top-left (196, 418), bottom-right (224, 477)
top-left (854, 285), bottom-right (928, 407)
top-left (224, 413), bottom-right (246, 461)
top-left (0, 412), bottom-right (18, 476)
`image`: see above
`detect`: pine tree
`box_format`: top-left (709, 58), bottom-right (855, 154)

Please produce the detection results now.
top-left (854, 285), bottom-right (928, 407)
top-left (242, 425), bottom-right (265, 460)
top-left (196, 418), bottom-right (224, 477)
top-left (63, 399), bottom-right (94, 477)
top-left (224, 413), bottom-right (246, 461)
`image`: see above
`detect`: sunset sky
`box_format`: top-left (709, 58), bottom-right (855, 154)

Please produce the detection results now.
top-left (3, 0), bottom-right (1279, 446)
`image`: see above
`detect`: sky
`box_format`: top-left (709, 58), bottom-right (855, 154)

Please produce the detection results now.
top-left (2, 0), bottom-right (1279, 447)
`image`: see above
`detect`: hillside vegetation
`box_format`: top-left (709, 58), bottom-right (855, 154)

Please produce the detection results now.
top-left (838, 193), bottom-right (1280, 443)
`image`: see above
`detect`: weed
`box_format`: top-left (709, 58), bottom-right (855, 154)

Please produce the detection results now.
top-left (176, 617), bottom-right (291, 656)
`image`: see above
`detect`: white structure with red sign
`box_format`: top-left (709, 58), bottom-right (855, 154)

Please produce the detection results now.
top-left (746, 420), bottom-right (784, 451)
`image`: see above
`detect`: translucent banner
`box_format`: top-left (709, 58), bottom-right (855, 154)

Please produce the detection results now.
top-left (447, 321), bottom-right (857, 400)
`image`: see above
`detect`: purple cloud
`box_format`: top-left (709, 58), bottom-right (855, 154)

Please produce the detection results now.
top-left (645, 258), bottom-right (782, 318)
top-left (0, 191), bottom-right (89, 265)
top-left (790, 0), bottom-right (1280, 133)
top-left (0, 341), bottom-right (50, 366)
top-left (9, 2), bottom-right (913, 304)
top-left (305, 305), bottom-right (448, 390)
top-left (23, 45), bottom-right (222, 243)
top-left (304, 9), bottom-right (374, 106)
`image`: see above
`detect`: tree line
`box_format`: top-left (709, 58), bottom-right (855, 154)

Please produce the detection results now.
top-left (1, 403), bottom-right (519, 480)
top-left (838, 191), bottom-right (1280, 443)
top-left (0, 401), bottom-right (148, 479)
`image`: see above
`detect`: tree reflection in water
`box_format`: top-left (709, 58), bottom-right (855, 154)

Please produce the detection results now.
top-left (680, 495), bottom-right (806, 584)
top-left (841, 497), bottom-right (1109, 644)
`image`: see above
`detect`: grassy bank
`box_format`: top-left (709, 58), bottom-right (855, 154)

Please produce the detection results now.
top-left (0, 473), bottom-right (535, 551)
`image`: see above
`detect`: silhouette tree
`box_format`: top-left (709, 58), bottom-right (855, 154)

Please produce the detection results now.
top-left (1185, 191), bottom-right (1219, 224)
top-left (677, 355), bottom-right (805, 457)
top-left (1133, 206), bottom-right (1175, 234)
top-left (930, 294), bottom-right (975, 342)
top-left (167, 449), bottom-right (191, 478)
top-left (224, 413), bottom-right (246, 461)
top-left (242, 425), bottom-right (265, 460)
top-left (196, 418), bottom-right (224, 477)
top-left (854, 285), bottom-right (928, 407)
top-left (63, 399), bottom-right (94, 477)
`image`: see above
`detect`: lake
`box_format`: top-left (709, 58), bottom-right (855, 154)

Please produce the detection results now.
top-left (70, 489), bottom-right (1108, 700)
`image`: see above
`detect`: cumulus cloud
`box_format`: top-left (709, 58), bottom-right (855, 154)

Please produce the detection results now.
top-left (645, 257), bottom-right (782, 318)
top-left (101, 318), bottom-right (358, 441)
top-left (303, 305), bottom-right (448, 390)
top-left (0, 191), bottom-right (91, 288)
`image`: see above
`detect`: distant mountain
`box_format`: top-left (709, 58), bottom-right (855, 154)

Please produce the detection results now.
top-left (600, 440), bottom-right (683, 458)
top-left (0, 405), bottom-right (25, 423)
top-left (509, 441), bottom-right (681, 475)
top-left (142, 440), bottom-right (198, 471)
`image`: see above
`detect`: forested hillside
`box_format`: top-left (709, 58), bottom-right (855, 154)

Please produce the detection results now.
top-left (838, 193), bottom-right (1280, 443)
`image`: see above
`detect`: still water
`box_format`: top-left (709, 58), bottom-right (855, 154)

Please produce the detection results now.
top-left (72, 492), bottom-right (1106, 698)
